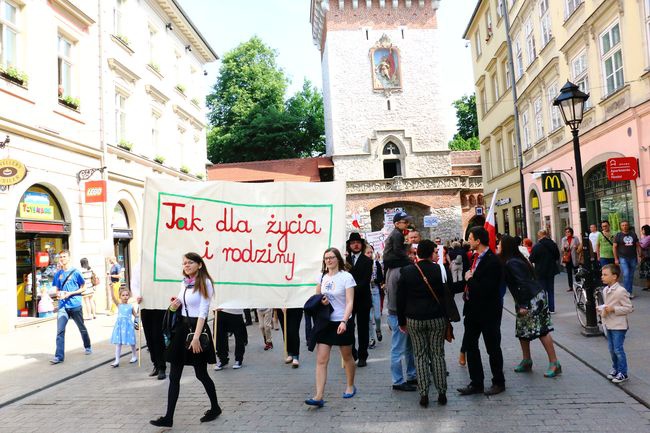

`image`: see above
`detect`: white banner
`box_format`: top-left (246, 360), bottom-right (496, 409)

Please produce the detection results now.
top-left (140, 178), bottom-right (346, 309)
top-left (365, 231), bottom-right (387, 254)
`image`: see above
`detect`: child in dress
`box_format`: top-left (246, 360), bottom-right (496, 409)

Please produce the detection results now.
top-left (599, 264), bottom-right (634, 383)
top-left (110, 287), bottom-right (138, 367)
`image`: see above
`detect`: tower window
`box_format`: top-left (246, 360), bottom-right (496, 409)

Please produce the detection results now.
top-left (387, 100), bottom-right (391, 110)
top-left (383, 159), bottom-right (401, 178)
top-left (382, 142), bottom-right (400, 155)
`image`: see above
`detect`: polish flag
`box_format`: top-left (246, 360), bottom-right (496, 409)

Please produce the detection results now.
top-left (352, 212), bottom-right (361, 229)
top-left (484, 189), bottom-right (499, 252)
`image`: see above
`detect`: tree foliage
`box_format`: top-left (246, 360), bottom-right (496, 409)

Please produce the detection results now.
top-left (448, 94), bottom-right (479, 151)
top-left (206, 37), bottom-right (325, 163)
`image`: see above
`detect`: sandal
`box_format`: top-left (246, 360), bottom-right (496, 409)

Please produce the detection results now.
top-left (544, 361), bottom-right (562, 378)
top-left (514, 359), bottom-right (533, 373)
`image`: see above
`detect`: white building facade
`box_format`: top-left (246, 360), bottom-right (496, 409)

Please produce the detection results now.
top-left (0, 0), bottom-right (216, 332)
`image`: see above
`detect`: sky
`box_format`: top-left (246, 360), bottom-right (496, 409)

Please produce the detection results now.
top-left (177, 0), bottom-right (476, 141)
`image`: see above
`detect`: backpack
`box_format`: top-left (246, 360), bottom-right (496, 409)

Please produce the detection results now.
top-left (91, 270), bottom-right (100, 286)
top-left (453, 254), bottom-right (463, 265)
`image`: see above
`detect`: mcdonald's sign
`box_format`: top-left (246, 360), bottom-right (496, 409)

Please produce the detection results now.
top-left (541, 173), bottom-right (564, 192)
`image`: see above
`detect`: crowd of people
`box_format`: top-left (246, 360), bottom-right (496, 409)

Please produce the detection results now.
top-left (44, 216), bottom-right (648, 426)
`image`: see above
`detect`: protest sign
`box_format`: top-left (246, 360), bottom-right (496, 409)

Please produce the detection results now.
top-left (365, 231), bottom-right (386, 254)
top-left (140, 178), bottom-right (346, 309)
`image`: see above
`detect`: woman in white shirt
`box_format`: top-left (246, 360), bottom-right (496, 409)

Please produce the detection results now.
top-left (150, 252), bottom-right (220, 427)
top-left (305, 248), bottom-right (357, 408)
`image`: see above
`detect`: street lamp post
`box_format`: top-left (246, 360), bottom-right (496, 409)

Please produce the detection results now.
top-left (553, 81), bottom-right (600, 336)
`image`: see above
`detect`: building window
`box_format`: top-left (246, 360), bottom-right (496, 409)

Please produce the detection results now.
top-left (521, 107), bottom-right (531, 149)
top-left (539, 0), bottom-right (552, 47)
top-left (547, 82), bottom-right (561, 131)
top-left (485, 10), bottom-right (493, 41)
top-left (503, 59), bottom-right (511, 90)
top-left (571, 50), bottom-right (591, 109)
top-left (534, 97), bottom-right (544, 141)
top-left (113, 0), bottom-right (126, 37)
top-left (485, 145), bottom-right (493, 180)
top-left (495, 138), bottom-right (504, 174)
top-left (509, 129), bottom-right (518, 168)
top-left (151, 112), bottom-right (160, 149)
top-left (496, 0), bottom-right (503, 19)
top-left (502, 208), bottom-right (511, 235)
top-left (57, 35), bottom-right (73, 98)
top-left (382, 142), bottom-right (400, 155)
top-left (115, 92), bottom-right (127, 142)
top-left (514, 34), bottom-right (523, 79)
top-left (383, 160), bottom-right (401, 178)
top-left (480, 87), bottom-right (487, 115)
top-left (475, 29), bottom-right (482, 57)
top-left (525, 19), bottom-right (536, 65)
top-left (0, 0), bottom-right (18, 67)
top-left (600, 22), bottom-right (624, 96)
top-left (513, 205), bottom-right (524, 237)
top-left (148, 26), bottom-right (157, 66)
top-left (565, 0), bottom-right (583, 20)
top-left (491, 73), bottom-right (499, 102)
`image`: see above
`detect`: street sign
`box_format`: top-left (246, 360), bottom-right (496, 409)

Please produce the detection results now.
top-left (423, 215), bottom-right (439, 228)
top-left (606, 157), bottom-right (639, 181)
top-left (541, 173), bottom-right (564, 192)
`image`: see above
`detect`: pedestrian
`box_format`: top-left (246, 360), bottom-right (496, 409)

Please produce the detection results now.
top-left (639, 225), bottom-right (650, 291)
top-left (407, 230), bottom-right (421, 262)
top-left (588, 224), bottom-right (600, 256)
top-left (257, 308), bottom-right (274, 350)
top-left (276, 308), bottom-right (303, 368)
top-left (599, 264), bottom-right (634, 383)
top-left (561, 227), bottom-right (581, 292)
top-left (214, 308), bottom-right (247, 370)
top-left (457, 226), bottom-right (505, 397)
top-left (396, 240), bottom-right (449, 408)
top-left (613, 220), bottom-right (642, 298)
top-left (596, 220), bottom-right (616, 267)
top-left (346, 232), bottom-right (373, 367)
top-left (150, 252), bottom-right (220, 427)
top-left (107, 256), bottom-right (123, 314)
top-left (50, 250), bottom-right (92, 364)
top-left (523, 238), bottom-right (533, 255)
top-left (514, 236), bottom-right (530, 260)
top-left (109, 286), bottom-right (138, 367)
top-left (383, 211), bottom-right (418, 392)
top-left (500, 235), bottom-right (561, 377)
top-left (305, 247), bottom-right (356, 408)
top-left (529, 230), bottom-right (561, 314)
top-left (79, 258), bottom-right (97, 320)
top-left (365, 244), bottom-right (383, 348)
top-left (448, 241), bottom-right (467, 288)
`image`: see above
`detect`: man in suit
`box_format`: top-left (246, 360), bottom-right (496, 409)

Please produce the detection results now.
top-left (457, 226), bottom-right (506, 396)
top-left (529, 230), bottom-right (560, 314)
top-left (346, 232), bottom-right (374, 367)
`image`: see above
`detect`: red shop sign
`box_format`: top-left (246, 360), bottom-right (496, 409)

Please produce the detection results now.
top-left (85, 180), bottom-right (107, 203)
top-left (606, 157), bottom-right (639, 181)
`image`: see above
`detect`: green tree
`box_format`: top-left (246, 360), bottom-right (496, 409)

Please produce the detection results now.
top-left (206, 38), bottom-right (325, 163)
top-left (448, 94), bottom-right (479, 151)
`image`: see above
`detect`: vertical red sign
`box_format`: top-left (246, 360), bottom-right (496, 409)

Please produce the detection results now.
top-left (85, 180), bottom-right (107, 203)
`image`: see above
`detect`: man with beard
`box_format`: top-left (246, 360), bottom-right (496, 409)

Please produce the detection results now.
top-left (346, 232), bottom-right (373, 367)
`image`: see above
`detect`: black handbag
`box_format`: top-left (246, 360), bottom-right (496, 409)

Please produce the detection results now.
top-left (182, 288), bottom-right (211, 351)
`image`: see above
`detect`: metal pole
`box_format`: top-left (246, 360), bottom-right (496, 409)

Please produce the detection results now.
top-left (571, 129), bottom-right (600, 336)
top-left (502, 1), bottom-right (527, 238)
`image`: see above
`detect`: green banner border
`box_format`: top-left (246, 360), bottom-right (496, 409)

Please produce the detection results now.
top-left (153, 191), bottom-right (334, 286)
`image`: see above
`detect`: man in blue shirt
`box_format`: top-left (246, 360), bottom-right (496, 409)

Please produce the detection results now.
top-left (50, 250), bottom-right (92, 364)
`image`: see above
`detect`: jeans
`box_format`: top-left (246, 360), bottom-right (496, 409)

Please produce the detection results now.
top-left (539, 276), bottom-right (555, 312)
top-left (387, 314), bottom-right (416, 385)
top-left (607, 329), bottom-right (628, 376)
top-left (369, 287), bottom-right (381, 338)
top-left (599, 257), bottom-right (614, 267)
top-left (619, 257), bottom-right (638, 295)
top-left (55, 306), bottom-right (91, 361)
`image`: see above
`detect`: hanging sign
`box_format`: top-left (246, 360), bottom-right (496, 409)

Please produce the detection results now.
top-left (541, 173), bottom-right (564, 192)
top-left (0, 158), bottom-right (26, 186)
top-left (606, 157), bottom-right (639, 181)
top-left (85, 180), bottom-right (107, 203)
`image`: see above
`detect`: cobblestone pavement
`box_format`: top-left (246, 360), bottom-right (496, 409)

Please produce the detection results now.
top-left (1, 287), bottom-right (649, 433)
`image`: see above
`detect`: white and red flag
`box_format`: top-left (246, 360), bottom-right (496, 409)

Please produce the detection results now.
top-left (351, 212), bottom-right (361, 229)
top-left (484, 189), bottom-right (499, 252)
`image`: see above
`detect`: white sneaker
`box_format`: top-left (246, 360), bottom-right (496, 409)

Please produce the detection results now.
top-left (606, 369), bottom-right (617, 380)
top-left (612, 373), bottom-right (628, 383)
top-left (232, 361), bottom-right (242, 369)
top-left (129, 357), bottom-right (138, 364)
top-left (214, 361), bottom-right (226, 371)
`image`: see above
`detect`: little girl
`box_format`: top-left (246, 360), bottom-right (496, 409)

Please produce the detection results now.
top-left (599, 264), bottom-right (634, 383)
top-left (110, 287), bottom-right (138, 367)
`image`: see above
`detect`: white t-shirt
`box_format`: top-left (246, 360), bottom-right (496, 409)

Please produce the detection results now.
top-left (176, 279), bottom-right (214, 319)
top-left (589, 231), bottom-right (599, 251)
top-left (318, 271), bottom-right (356, 322)
top-left (436, 244), bottom-right (447, 283)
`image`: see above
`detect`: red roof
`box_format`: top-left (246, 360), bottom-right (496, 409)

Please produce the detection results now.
top-left (207, 157), bottom-right (333, 182)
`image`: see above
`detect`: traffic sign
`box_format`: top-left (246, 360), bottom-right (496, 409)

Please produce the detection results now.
top-left (606, 157), bottom-right (639, 181)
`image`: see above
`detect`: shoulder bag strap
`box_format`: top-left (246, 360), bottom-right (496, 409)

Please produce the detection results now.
top-left (182, 286), bottom-right (194, 332)
top-left (60, 269), bottom-right (75, 290)
top-left (601, 231), bottom-right (613, 245)
top-left (414, 262), bottom-right (442, 306)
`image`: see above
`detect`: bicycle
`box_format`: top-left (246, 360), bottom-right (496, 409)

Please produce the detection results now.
top-left (571, 266), bottom-right (606, 335)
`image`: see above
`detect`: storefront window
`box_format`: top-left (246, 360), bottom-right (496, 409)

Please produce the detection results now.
top-left (513, 205), bottom-right (524, 238)
top-left (502, 208), bottom-right (510, 235)
top-left (529, 190), bottom-right (541, 237)
top-left (585, 163), bottom-right (634, 231)
top-left (112, 202), bottom-right (132, 288)
top-left (15, 185), bottom-right (64, 221)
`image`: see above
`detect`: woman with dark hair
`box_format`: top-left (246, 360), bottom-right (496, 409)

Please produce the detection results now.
top-left (305, 247), bottom-right (356, 408)
top-left (561, 227), bottom-right (581, 291)
top-left (639, 225), bottom-right (650, 291)
top-left (499, 236), bottom-right (561, 378)
top-left (150, 252), bottom-right (220, 427)
top-left (79, 258), bottom-right (96, 320)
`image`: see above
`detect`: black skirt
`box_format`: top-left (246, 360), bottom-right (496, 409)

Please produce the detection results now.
top-left (314, 320), bottom-right (354, 347)
top-left (165, 317), bottom-right (216, 366)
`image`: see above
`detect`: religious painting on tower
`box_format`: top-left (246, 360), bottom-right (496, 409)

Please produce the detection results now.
top-left (370, 34), bottom-right (401, 91)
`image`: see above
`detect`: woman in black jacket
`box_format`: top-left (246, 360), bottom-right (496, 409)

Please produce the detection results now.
top-left (396, 240), bottom-right (448, 408)
top-left (500, 236), bottom-right (561, 378)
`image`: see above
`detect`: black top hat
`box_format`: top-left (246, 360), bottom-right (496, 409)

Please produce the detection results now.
top-left (346, 232), bottom-right (365, 245)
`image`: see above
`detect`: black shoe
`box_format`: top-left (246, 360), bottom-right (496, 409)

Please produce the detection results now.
top-left (457, 384), bottom-right (484, 395)
top-left (393, 383), bottom-right (417, 391)
top-left (157, 369), bottom-right (167, 380)
top-left (357, 359), bottom-right (367, 367)
top-left (245, 321), bottom-right (252, 326)
top-left (438, 393), bottom-right (447, 405)
top-left (484, 384), bottom-right (505, 396)
top-left (149, 416), bottom-right (172, 427)
top-left (419, 395), bottom-right (429, 407)
top-left (149, 367), bottom-right (159, 377)
top-left (376, 330), bottom-right (383, 342)
top-left (406, 378), bottom-right (418, 386)
top-left (200, 407), bottom-right (222, 423)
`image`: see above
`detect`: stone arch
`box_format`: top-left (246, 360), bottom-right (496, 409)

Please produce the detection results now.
top-left (369, 200), bottom-right (429, 232)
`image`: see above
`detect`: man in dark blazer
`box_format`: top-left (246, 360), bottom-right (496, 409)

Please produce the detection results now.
top-left (529, 230), bottom-right (561, 313)
top-left (457, 226), bottom-right (505, 396)
top-left (346, 232), bottom-right (373, 367)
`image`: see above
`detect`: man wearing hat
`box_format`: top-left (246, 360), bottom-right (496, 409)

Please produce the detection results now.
top-left (346, 232), bottom-right (374, 367)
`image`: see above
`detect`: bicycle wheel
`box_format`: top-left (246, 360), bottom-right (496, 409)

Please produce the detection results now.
top-left (573, 285), bottom-right (587, 328)
top-left (595, 287), bottom-right (607, 337)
